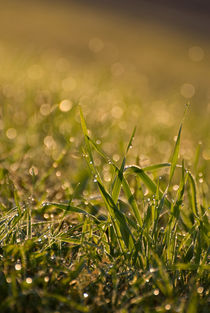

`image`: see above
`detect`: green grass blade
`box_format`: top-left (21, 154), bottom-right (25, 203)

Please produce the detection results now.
top-left (125, 165), bottom-right (171, 208)
top-left (188, 171), bottom-right (198, 216)
top-left (97, 181), bottom-right (134, 250)
top-left (126, 126), bottom-right (136, 154)
top-left (141, 163), bottom-right (171, 172)
top-left (79, 106), bottom-right (94, 165)
top-left (43, 202), bottom-right (100, 223)
top-left (168, 125), bottom-right (182, 187)
top-left (112, 157), bottom-right (125, 203)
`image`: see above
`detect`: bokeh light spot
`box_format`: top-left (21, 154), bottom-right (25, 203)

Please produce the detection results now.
top-left (6, 128), bottom-right (17, 139)
top-left (59, 99), bottom-right (72, 112)
top-left (180, 83), bottom-right (195, 98)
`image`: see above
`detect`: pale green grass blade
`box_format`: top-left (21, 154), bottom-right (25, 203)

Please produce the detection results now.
top-left (142, 163), bottom-right (171, 172)
top-left (43, 202), bottom-right (100, 222)
top-left (168, 125), bottom-right (182, 187)
top-left (126, 126), bottom-right (136, 154)
top-left (80, 106), bottom-right (94, 165)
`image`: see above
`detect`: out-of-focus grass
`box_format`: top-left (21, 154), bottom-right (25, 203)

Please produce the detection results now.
top-left (0, 1), bottom-right (209, 312)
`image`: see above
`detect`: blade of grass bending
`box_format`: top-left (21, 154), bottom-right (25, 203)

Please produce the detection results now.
top-left (168, 125), bottom-right (182, 188)
top-left (112, 165), bottom-right (142, 226)
top-left (126, 126), bottom-right (136, 154)
top-left (97, 181), bottom-right (134, 250)
top-left (43, 202), bottom-right (100, 223)
top-left (142, 163), bottom-right (171, 172)
top-left (87, 136), bottom-right (110, 163)
top-left (125, 165), bottom-right (171, 208)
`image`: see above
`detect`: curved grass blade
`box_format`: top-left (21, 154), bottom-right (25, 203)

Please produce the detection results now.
top-left (141, 163), bottom-right (171, 172)
top-left (43, 202), bottom-right (100, 223)
top-left (126, 126), bottom-right (136, 154)
top-left (125, 165), bottom-right (171, 208)
top-left (112, 165), bottom-right (142, 226)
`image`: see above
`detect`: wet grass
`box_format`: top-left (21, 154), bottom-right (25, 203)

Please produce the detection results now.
top-left (0, 78), bottom-right (209, 312)
top-left (0, 15), bottom-right (209, 309)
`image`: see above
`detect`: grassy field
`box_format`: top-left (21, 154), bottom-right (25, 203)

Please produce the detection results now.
top-left (0, 1), bottom-right (209, 312)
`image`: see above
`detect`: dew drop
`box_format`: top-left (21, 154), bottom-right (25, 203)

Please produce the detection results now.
top-left (197, 286), bottom-right (204, 294)
top-left (26, 277), bottom-right (33, 284)
top-left (83, 293), bottom-right (88, 298)
top-left (165, 304), bottom-right (171, 311)
top-left (153, 289), bottom-right (159, 296)
top-left (44, 276), bottom-right (50, 282)
top-left (15, 264), bottom-right (22, 271)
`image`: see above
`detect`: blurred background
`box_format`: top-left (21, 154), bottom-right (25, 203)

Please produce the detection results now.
top-left (0, 0), bottom-right (209, 196)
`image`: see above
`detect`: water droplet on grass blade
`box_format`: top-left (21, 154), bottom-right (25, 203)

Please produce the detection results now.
top-left (15, 264), bottom-right (22, 271)
top-left (153, 289), bottom-right (159, 296)
top-left (44, 276), bottom-right (49, 282)
top-left (197, 286), bottom-right (204, 294)
top-left (165, 304), bottom-right (171, 311)
top-left (26, 277), bottom-right (33, 284)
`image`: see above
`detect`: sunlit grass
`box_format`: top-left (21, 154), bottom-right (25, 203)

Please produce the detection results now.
top-left (0, 6), bottom-right (209, 309)
top-left (0, 87), bottom-right (209, 312)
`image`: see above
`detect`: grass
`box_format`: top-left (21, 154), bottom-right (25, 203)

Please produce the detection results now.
top-left (0, 6), bottom-right (209, 308)
top-left (0, 87), bottom-right (209, 312)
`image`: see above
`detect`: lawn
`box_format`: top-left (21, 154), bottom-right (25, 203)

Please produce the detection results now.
top-left (0, 1), bottom-right (209, 312)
